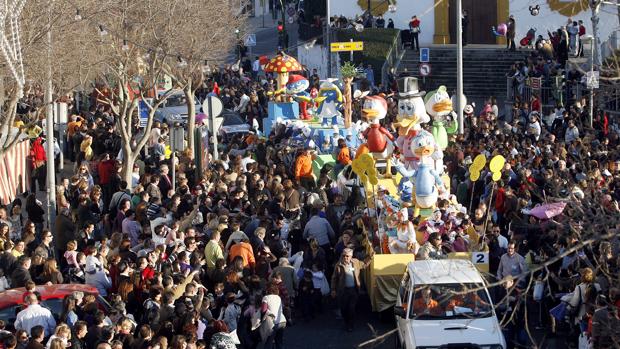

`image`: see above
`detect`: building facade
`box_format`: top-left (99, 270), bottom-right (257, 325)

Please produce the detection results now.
top-left (330, 0), bottom-right (618, 47)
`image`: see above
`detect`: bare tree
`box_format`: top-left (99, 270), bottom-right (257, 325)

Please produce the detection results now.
top-left (0, 0), bottom-right (104, 156)
top-left (163, 0), bottom-right (246, 156)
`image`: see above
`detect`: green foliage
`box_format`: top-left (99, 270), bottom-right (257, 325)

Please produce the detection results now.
top-left (334, 28), bottom-right (399, 83)
top-left (341, 61), bottom-right (359, 79)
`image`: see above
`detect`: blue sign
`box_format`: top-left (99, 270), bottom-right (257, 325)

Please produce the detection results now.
top-left (138, 100), bottom-right (150, 128)
top-left (420, 48), bottom-right (430, 63)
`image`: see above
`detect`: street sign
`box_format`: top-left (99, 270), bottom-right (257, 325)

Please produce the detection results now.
top-left (244, 33), bottom-right (256, 47)
top-left (530, 77), bottom-right (542, 89)
top-left (586, 71), bottom-right (599, 89)
top-left (138, 99), bottom-right (152, 128)
top-left (202, 96), bottom-right (223, 118)
top-left (202, 96), bottom-right (224, 161)
top-left (420, 47), bottom-right (430, 63)
top-left (330, 41), bottom-right (364, 52)
top-left (287, 6), bottom-right (296, 16)
top-left (419, 63), bottom-right (431, 77)
top-left (170, 126), bottom-right (185, 151)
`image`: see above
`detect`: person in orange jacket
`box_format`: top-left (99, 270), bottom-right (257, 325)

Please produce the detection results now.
top-left (295, 148), bottom-right (316, 190)
top-left (334, 138), bottom-right (352, 175)
top-left (228, 237), bottom-right (256, 271)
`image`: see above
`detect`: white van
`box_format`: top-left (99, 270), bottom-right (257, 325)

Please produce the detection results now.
top-left (394, 259), bottom-right (506, 349)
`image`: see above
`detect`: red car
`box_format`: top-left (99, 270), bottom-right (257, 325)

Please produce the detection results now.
top-left (0, 284), bottom-right (110, 327)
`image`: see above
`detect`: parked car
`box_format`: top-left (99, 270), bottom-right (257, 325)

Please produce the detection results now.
top-left (154, 90), bottom-right (202, 125)
top-left (218, 110), bottom-right (251, 142)
top-left (0, 284), bottom-right (110, 329)
top-left (394, 259), bottom-right (506, 349)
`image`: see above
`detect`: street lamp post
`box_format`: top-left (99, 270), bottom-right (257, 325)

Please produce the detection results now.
top-left (46, 0), bottom-right (57, 230)
top-left (586, 35), bottom-right (595, 128)
top-left (456, 0), bottom-right (464, 134)
top-left (326, 0), bottom-right (331, 77)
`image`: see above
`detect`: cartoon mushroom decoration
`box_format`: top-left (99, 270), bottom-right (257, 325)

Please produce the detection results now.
top-left (264, 52), bottom-right (303, 91)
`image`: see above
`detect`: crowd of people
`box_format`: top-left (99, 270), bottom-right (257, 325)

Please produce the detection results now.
top-left (0, 31), bottom-right (618, 349)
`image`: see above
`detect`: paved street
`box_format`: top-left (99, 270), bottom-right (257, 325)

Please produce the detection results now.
top-left (227, 12), bottom-right (300, 62)
top-left (284, 295), bottom-right (394, 349)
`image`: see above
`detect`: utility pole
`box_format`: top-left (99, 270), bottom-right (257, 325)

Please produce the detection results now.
top-left (456, 0), bottom-right (464, 134)
top-left (326, 0), bottom-right (331, 77)
top-left (45, 0), bottom-right (56, 230)
top-left (280, 0), bottom-right (288, 50)
top-left (589, 36), bottom-right (595, 128)
top-left (590, 0), bottom-right (602, 66)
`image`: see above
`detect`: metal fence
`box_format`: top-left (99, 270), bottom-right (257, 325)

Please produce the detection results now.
top-left (506, 76), bottom-right (586, 112)
top-left (381, 30), bottom-right (403, 87)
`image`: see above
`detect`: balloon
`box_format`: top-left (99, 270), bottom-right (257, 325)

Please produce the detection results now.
top-left (497, 23), bottom-right (507, 36)
top-left (492, 172), bottom-right (502, 182)
top-left (470, 171), bottom-right (480, 182)
top-left (489, 155), bottom-right (506, 173)
top-left (369, 175), bottom-right (379, 186)
top-left (472, 154), bottom-right (487, 170)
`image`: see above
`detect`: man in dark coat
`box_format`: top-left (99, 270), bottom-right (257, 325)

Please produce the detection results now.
top-left (54, 208), bottom-right (77, 260)
top-left (11, 256), bottom-right (33, 288)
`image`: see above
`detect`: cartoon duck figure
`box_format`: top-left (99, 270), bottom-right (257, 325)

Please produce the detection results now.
top-left (286, 74), bottom-right (312, 120)
top-left (424, 85), bottom-right (458, 151)
top-left (394, 77), bottom-right (430, 170)
top-left (360, 95), bottom-right (395, 177)
top-left (389, 207), bottom-right (419, 255)
top-left (395, 130), bottom-right (445, 217)
top-left (316, 79), bottom-right (343, 126)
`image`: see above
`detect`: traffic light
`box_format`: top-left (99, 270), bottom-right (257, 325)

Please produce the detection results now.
top-left (277, 21), bottom-right (287, 49)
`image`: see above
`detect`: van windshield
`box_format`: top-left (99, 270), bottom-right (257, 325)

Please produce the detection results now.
top-left (408, 283), bottom-right (493, 320)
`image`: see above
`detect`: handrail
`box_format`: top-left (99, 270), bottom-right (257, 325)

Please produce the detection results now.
top-left (381, 30), bottom-right (402, 87)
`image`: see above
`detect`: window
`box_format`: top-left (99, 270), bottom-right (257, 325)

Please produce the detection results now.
top-left (409, 283), bottom-right (493, 319)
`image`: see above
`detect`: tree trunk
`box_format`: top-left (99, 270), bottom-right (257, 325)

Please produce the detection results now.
top-left (120, 143), bottom-right (136, 185)
top-left (184, 83), bottom-right (196, 158)
top-left (343, 77), bottom-right (353, 129)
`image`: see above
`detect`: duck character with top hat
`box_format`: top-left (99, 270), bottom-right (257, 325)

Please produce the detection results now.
top-left (285, 74), bottom-right (312, 120)
top-left (358, 95), bottom-right (395, 177)
top-left (394, 130), bottom-right (445, 217)
top-left (394, 77), bottom-right (430, 170)
top-left (316, 79), bottom-right (343, 126)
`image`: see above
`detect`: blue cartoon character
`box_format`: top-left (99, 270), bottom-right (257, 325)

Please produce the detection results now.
top-left (395, 130), bottom-right (445, 217)
top-left (286, 74), bottom-right (312, 120)
top-left (316, 79), bottom-right (343, 126)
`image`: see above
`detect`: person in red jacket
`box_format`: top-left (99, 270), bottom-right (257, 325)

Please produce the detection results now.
top-left (495, 180), bottom-right (507, 234)
top-left (29, 136), bottom-right (47, 193)
top-left (97, 153), bottom-right (117, 206)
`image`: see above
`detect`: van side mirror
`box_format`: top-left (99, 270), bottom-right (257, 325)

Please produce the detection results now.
top-left (394, 306), bottom-right (406, 318)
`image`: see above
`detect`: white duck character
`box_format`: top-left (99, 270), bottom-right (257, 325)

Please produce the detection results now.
top-left (395, 130), bottom-right (445, 217)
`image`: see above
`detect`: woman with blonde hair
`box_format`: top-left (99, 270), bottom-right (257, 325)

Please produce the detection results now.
top-left (46, 324), bottom-right (71, 349)
top-left (48, 338), bottom-right (64, 349)
top-left (566, 267), bottom-right (600, 325)
top-left (56, 185), bottom-right (70, 211)
top-left (40, 258), bottom-right (64, 284)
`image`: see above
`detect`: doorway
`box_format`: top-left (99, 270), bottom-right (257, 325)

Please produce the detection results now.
top-left (448, 0), bottom-right (498, 44)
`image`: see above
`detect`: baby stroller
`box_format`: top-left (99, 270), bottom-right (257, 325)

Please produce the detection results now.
top-left (520, 28), bottom-right (536, 48)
